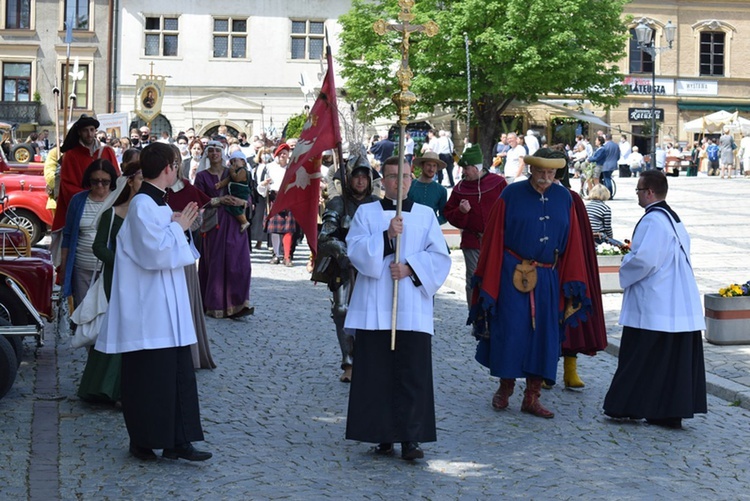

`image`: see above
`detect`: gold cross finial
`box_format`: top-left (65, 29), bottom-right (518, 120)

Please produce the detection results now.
top-left (149, 61), bottom-right (155, 77)
top-left (373, 0), bottom-right (438, 125)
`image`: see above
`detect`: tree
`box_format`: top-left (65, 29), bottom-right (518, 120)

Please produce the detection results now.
top-left (284, 112), bottom-right (308, 139)
top-left (338, 0), bottom-right (629, 166)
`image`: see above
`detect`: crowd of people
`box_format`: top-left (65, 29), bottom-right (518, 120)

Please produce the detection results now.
top-left (42, 114), bottom-right (708, 463)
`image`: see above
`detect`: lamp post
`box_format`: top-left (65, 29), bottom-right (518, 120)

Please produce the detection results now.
top-left (635, 20), bottom-right (676, 165)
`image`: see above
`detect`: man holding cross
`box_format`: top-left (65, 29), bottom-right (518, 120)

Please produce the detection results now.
top-left (344, 156), bottom-right (450, 460)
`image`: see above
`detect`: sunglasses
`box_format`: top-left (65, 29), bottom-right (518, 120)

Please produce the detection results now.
top-left (90, 178), bottom-right (111, 186)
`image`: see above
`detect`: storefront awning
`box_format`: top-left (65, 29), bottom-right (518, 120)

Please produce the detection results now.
top-left (678, 102), bottom-right (750, 113)
top-left (538, 100), bottom-right (610, 128)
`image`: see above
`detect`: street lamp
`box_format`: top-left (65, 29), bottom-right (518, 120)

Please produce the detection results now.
top-left (635, 20), bottom-right (676, 165)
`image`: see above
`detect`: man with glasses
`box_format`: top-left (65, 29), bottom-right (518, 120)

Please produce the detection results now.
top-left (604, 170), bottom-right (706, 429)
top-left (344, 156), bottom-right (450, 461)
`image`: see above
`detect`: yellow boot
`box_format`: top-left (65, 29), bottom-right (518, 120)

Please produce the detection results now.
top-left (563, 356), bottom-right (585, 388)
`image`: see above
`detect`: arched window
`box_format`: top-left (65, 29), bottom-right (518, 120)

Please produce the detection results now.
top-left (692, 20), bottom-right (735, 78)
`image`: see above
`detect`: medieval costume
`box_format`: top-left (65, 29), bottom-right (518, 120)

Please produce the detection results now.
top-left (194, 168), bottom-right (253, 318)
top-left (344, 199), bottom-right (450, 451)
top-left (166, 178), bottom-right (216, 369)
top-left (603, 200), bottom-right (706, 427)
top-left (471, 150), bottom-right (591, 418)
top-left (96, 182), bottom-right (208, 455)
top-left (315, 155), bottom-right (379, 382)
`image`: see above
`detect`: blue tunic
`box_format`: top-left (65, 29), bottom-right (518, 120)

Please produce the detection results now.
top-left (475, 180), bottom-right (577, 382)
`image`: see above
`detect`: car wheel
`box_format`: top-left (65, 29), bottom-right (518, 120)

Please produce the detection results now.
top-left (0, 318), bottom-right (21, 363)
top-left (10, 144), bottom-right (34, 164)
top-left (0, 282), bottom-right (28, 326)
top-left (0, 334), bottom-right (18, 400)
top-left (0, 209), bottom-right (44, 245)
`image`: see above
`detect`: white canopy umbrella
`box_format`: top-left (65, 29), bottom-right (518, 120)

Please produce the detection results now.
top-left (683, 110), bottom-right (750, 134)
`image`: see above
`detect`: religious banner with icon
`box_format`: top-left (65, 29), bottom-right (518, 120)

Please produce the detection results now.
top-left (134, 73), bottom-right (166, 123)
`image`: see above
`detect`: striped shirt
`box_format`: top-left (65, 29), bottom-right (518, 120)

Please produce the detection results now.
top-left (585, 200), bottom-right (612, 240)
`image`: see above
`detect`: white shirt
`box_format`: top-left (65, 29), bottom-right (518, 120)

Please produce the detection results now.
top-left (96, 193), bottom-right (199, 353)
top-left (345, 200), bottom-right (451, 335)
top-left (504, 145), bottom-right (526, 178)
top-left (525, 133), bottom-right (540, 155)
top-left (404, 137), bottom-right (415, 155)
top-left (619, 204), bottom-right (705, 333)
top-left (619, 141), bottom-right (631, 163)
top-left (435, 136), bottom-right (453, 155)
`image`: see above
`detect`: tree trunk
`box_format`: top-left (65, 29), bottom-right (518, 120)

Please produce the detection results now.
top-left (474, 95), bottom-right (513, 170)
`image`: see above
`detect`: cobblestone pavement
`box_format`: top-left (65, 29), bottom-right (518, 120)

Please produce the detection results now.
top-left (2, 174), bottom-right (750, 499)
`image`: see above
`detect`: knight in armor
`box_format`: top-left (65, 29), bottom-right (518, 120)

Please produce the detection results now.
top-left (313, 147), bottom-right (379, 383)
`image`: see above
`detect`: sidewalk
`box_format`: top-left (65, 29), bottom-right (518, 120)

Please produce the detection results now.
top-left (440, 173), bottom-right (750, 410)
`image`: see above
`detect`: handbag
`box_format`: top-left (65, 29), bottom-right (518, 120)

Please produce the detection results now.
top-left (200, 204), bottom-right (219, 233)
top-left (70, 210), bottom-right (114, 348)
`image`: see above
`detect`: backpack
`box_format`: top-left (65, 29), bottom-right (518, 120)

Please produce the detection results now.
top-left (707, 144), bottom-right (720, 162)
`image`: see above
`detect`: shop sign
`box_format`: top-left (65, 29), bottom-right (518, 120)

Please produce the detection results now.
top-left (676, 80), bottom-right (719, 96)
top-left (628, 108), bottom-right (664, 122)
top-left (623, 77), bottom-right (674, 95)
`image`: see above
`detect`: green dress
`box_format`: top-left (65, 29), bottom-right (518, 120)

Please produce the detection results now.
top-left (77, 208), bottom-right (124, 403)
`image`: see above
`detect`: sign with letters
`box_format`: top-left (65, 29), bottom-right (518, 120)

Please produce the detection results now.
top-left (629, 108), bottom-right (664, 122)
top-left (623, 77), bottom-right (674, 96)
top-left (676, 80), bottom-right (718, 96)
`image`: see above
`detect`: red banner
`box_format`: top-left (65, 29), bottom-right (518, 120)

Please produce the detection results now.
top-left (267, 50), bottom-right (340, 256)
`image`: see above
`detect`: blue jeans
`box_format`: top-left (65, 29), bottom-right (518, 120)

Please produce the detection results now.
top-left (601, 170), bottom-right (613, 197)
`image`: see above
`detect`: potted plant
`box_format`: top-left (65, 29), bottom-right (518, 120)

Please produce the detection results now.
top-left (705, 281), bottom-right (750, 345)
top-left (596, 241), bottom-right (628, 294)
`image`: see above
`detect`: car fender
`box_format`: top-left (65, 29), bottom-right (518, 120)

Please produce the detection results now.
top-left (0, 190), bottom-right (53, 227)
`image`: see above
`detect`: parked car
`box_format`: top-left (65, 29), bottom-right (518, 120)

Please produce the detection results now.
top-left (0, 122), bottom-right (39, 164)
top-left (0, 144), bottom-right (50, 245)
top-left (0, 187), bottom-right (56, 400)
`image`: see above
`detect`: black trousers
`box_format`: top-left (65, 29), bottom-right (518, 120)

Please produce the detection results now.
top-left (121, 346), bottom-right (205, 449)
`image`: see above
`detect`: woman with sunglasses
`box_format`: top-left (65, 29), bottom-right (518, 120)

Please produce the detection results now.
top-left (60, 159), bottom-right (118, 310)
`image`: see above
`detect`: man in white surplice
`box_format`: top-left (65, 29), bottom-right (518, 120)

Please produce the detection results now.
top-left (344, 156), bottom-right (450, 461)
top-left (96, 142), bottom-right (212, 462)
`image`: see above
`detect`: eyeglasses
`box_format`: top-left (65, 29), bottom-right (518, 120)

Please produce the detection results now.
top-left (384, 173), bottom-right (411, 181)
top-left (90, 179), bottom-right (111, 186)
top-left (635, 188), bottom-right (648, 192)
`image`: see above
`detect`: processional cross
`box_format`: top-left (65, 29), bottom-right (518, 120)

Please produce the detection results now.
top-left (373, 0), bottom-right (438, 350)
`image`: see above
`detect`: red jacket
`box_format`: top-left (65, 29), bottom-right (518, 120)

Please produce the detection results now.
top-left (51, 144), bottom-right (119, 231)
top-left (443, 172), bottom-right (506, 249)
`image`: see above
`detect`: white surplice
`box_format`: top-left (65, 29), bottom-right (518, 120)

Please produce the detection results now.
top-left (95, 193), bottom-right (199, 354)
top-left (344, 199), bottom-right (451, 336)
top-left (619, 204), bottom-right (705, 333)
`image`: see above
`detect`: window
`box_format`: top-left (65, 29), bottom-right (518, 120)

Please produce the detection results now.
top-left (59, 63), bottom-right (89, 109)
top-left (629, 28), bottom-right (654, 74)
top-left (144, 16), bottom-right (179, 57)
top-left (64, 0), bottom-right (90, 31)
top-left (290, 20), bottom-right (324, 60)
top-left (213, 17), bottom-right (247, 59)
top-left (2, 63), bottom-right (31, 101)
top-left (6, 0), bottom-right (31, 29)
top-left (700, 32), bottom-right (724, 76)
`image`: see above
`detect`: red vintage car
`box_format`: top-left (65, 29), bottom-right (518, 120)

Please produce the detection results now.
top-left (0, 201), bottom-right (56, 399)
top-left (0, 145), bottom-right (51, 245)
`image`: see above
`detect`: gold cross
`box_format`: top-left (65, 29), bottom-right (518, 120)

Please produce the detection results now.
top-left (373, 0), bottom-right (438, 124)
top-left (149, 61), bottom-right (155, 77)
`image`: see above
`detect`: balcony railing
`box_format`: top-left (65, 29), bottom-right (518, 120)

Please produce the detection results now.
top-left (0, 102), bottom-right (40, 124)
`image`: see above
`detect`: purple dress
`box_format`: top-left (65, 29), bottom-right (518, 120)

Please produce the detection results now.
top-left (194, 169), bottom-right (252, 318)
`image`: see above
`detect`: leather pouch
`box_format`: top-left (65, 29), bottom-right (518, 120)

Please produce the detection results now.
top-left (513, 260), bottom-right (537, 293)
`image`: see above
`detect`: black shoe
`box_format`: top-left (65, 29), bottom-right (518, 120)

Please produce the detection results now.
top-left (646, 418), bottom-right (682, 429)
top-left (129, 442), bottom-right (157, 461)
top-left (162, 443), bottom-right (212, 461)
top-left (374, 443), bottom-right (394, 455)
top-left (229, 306), bottom-right (255, 319)
top-left (401, 442), bottom-right (424, 460)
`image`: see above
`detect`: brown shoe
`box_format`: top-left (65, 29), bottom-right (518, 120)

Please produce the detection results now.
top-left (284, 258), bottom-right (293, 267)
top-left (521, 378), bottom-right (554, 418)
top-left (491, 378), bottom-right (515, 410)
top-left (340, 365), bottom-right (353, 383)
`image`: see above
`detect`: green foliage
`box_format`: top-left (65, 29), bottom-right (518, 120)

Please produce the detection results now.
top-left (284, 112), bottom-right (309, 139)
top-left (338, 0), bottom-right (629, 164)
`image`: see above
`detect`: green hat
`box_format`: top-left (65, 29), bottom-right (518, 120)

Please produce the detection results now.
top-left (459, 144), bottom-right (483, 167)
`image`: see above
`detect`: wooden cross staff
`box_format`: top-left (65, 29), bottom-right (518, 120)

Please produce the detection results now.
top-left (373, 0), bottom-right (438, 350)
